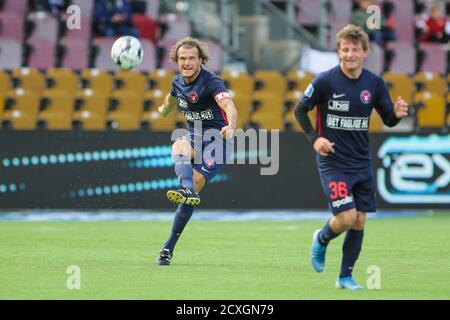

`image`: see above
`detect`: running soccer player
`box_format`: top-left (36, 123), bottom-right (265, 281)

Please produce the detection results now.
top-left (155, 37), bottom-right (237, 266)
top-left (294, 25), bottom-right (408, 289)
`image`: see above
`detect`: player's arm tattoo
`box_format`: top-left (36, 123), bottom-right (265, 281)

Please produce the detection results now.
top-left (294, 104), bottom-right (318, 144)
top-left (218, 98), bottom-right (238, 129)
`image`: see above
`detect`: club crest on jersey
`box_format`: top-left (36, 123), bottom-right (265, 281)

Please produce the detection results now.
top-left (205, 159), bottom-right (216, 169)
top-left (188, 91), bottom-right (199, 103)
top-left (360, 90), bottom-right (372, 104)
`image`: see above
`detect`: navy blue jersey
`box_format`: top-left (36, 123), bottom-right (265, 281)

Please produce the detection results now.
top-left (299, 66), bottom-right (393, 170)
top-left (170, 68), bottom-right (230, 131)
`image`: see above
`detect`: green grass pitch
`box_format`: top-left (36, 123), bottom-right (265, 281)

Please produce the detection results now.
top-left (0, 214), bottom-right (449, 299)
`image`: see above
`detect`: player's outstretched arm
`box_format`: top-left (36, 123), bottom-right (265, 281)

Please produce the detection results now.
top-left (218, 98), bottom-right (237, 140)
top-left (158, 94), bottom-right (178, 117)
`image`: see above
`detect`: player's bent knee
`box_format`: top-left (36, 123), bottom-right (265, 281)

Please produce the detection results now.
top-left (172, 139), bottom-right (192, 157)
top-left (337, 211), bottom-right (358, 229)
top-left (353, 212), bottom-right (367, 230)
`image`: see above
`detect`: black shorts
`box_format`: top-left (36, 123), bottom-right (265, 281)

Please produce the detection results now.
top-left (318, 166), bottom-right (376, 215)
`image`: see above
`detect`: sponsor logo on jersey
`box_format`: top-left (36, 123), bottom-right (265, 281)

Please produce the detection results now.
top-left (304, 84), bottom-right (314, 98)
top-left (188, 91), bottom-right (199, 103)
top-left (326, 114), bottom-right (369, 130)
top-left (332, 93), bottom-right (346, 99)
top-left (331, 196), bottom-right (353, 208)
top-left (178, 98), bottom-right (188, 109)
top-left (360, 90), bottom-right (372, 104)
top-left (183, 109), bottom-right (214, 121)
top-left (328, 100), bottom-right (350, 112)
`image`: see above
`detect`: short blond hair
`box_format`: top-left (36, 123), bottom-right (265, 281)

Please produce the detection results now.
top-left (336, 24), bottom-right (369, 51)
top-left (169, 37), bottom-right (210, 65)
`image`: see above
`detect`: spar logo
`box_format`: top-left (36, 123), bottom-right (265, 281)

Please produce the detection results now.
top-left (377, 135), bottom-right (450, 204)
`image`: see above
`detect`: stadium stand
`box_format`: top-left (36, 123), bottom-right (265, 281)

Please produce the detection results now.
top-left (1, 90), bottom-right (40, 129)
top-left (0, 39), bottom-right (22, 69)
top-left (80, 68), bottom-right (114, 96)
top-left (37, 89), bottom-right (74, 130)
top-left (0, 0), bottom-right (448, 132)
top-left (72, 90), bottom-right (109, 130)
top-left (414, 91), bottom-right (446, 130)
top-left (383, 72), bottom-right (415, 106)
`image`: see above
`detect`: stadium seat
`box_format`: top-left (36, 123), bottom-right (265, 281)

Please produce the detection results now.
top-left (80, 69), bottom-right (114, 96)
top-left (158, 39), bottom-right (178, 72)
top-left (418, 43), bottom-right (447, 74)
top-left (286, 70), bottom-right (314, 93)
top-left (221, 71), bottom-right (254, 98)
top-left (145, 0), bottom-right (160, 19)
top-left (201, 39), bottom-right (222, 73)
top-left (369, 109), bottom-right (384, 132)
top-left (413, 91), bottom-right (446, 129)
top-left (383, 72), bottom-right (414, 106)
top-left (59, 38), bottom-right (90, 71)
top-left (390, 0), bottom-right (414, 43)
top-left (1, 89), bottom-right (40, 130)
top-left (92, 37), bottom-right (119, 72)
top-left (141, 109), bottom-right (176, 131)
top-left (415, 72), bottom-right (446, 96)
top-left (27, 12), bottom-right (59, 45)
top-left (60, 16), bottom-right (91, 41)
top-left (46, 68), bottom-right (80, 96)
top-left (11, 68), bottom-right (45, 94)
top-left (385, 41), bottom-right (416, 74)
top-left (37, 90), bottom-right (74, 130)
top-left (159, 14), bottom-right (191, 41)
top-left (0, 39), bottom-right (22, 70)
top-left (148, 69), bottom-right (175, 93)
top-left (72, 91), bottom-right (108, 130)
top-left (297, 0), bottom-right (320, 27)
top-left (107, 91), bottom-right (143, 130)
top-left (254, 70), bottom-right (286, 98)
top-left (0, 12), bottom-right (25, 41)
top-left (26, 38), bottom-right (56, 70)
top-left (136, 39), bottom-right (156, 72)
top-left (250, 92), bottom-right (284, 129)
top-left (71, 0), bottom-right (94, 16)
top-left (283, 91), bottom-right (312, 132)
top-left (143, 89), bottom-right (165, 109)
top-left (114, 70), bottom-right (147, 96)
top-left (0, 70), bottom-right (10, 97)
top-left (364, 42), bottom-right (384, 75)
top-left (229, 93), bottom-right (252, 129)
top-left (2, 0), bottom-right (28, 16)
top-left (328, 0), bottom-right (352, 32)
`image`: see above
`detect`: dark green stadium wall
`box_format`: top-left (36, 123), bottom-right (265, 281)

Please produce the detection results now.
top-left (0, 131), bottom-right (448, 210)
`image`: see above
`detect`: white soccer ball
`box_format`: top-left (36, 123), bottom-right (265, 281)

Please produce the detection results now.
top-left (111, 36), bottom-right (143, 70)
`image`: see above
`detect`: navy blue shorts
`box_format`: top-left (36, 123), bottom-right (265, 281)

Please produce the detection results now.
top-left (318, 166), bottom-right (376, 215)
top-left (179, 131), bottom-right (232, 183)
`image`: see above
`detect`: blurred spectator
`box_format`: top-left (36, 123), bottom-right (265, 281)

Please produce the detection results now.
top-left (351, 0), bottom-right (396, 46)
top-left (129, 0), bottom-right (158, 44)
top-left (29, 0), bottom-right (70, 15)
top-left (418, 3), bottom-right (449, 43)
top-left (381, 1), bottom-right (397, 42)
top-left (94, 0), bottom-right (140, 38)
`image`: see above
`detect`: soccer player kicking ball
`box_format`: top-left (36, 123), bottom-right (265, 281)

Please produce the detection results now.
top-left (155, 37), bottom-right (237, 266)
top-left (294, 25), bottom-right (408, 289)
